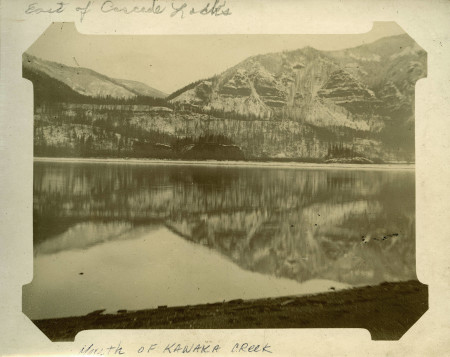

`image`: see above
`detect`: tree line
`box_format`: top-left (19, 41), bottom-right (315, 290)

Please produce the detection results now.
top-left (326, 142), bottom-right (359, 158)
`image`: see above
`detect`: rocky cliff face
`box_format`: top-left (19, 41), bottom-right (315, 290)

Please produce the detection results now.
top-left (171, 35), bottom-right (426, 124)
top-left (170, 34), bottom-right (426, 160)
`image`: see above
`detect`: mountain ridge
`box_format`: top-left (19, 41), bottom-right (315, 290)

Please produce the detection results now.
top-left (23, 53), bottom-right (167, 99)
top-left (169, 34), bottom-right (424, 124)
top-left (165, 34), bottom-right (425, 160)
top-left (27, 34), bottom-right (426, 162)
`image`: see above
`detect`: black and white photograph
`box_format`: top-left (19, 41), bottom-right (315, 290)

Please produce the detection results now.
top-left (23, 22), bottom-right (426, 341)
top-left (1, 1), bottom-right (449, 356)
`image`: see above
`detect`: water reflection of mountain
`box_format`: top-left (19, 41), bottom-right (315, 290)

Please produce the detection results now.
top-left (34, 162), bottom-right (416, 286)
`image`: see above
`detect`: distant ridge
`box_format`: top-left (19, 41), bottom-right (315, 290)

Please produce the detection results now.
top-left (112, 78), bottom-right (167, 99)
top-left (23, 53), bottom-right (167, 100)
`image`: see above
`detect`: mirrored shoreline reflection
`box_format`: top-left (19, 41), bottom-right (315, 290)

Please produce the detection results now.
top-left (24, 162), bottom-right (416, 319)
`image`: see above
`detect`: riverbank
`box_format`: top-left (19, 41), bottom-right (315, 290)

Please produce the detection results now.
top-left (33, 280), bottom-right (427, 342)
top-left (34, 157), bottom-right (415, 171)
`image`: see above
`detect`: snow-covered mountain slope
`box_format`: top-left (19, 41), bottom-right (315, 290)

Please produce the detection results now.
top-left (113, 78), bottom-right (167, 98)
top-left (170, 34), bottom-right (426, 134)
top-left (23, 53), bottom-right (166, 99)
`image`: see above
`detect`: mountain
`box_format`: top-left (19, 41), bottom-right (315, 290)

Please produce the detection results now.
top-left (170, 34), bottom-right (425, 123)
top-left (23, 53), bottom-right (167, 100)
top-left (113, 78), bottom-right (167, 99)
top-left (169, 34), bottom-right (426, 160)
top-left (28, 34), bottom-right (426, 162)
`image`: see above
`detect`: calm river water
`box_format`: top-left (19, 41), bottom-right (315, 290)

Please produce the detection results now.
top-left (23, 161), bottom-right (416, 319)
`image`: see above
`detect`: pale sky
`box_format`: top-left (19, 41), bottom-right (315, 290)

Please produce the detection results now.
top-left (26, 22), bottom-right (405, 94)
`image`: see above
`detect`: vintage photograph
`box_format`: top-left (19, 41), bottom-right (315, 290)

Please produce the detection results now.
top-left (22, 22), bottom-right (427, 341)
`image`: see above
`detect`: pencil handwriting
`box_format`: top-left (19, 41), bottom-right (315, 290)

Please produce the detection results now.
top-left (24, 0), bottom-right (232, 21)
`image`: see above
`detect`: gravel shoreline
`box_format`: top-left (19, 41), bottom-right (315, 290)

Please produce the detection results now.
top-left (33, 280), bottom-right (427, 341)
